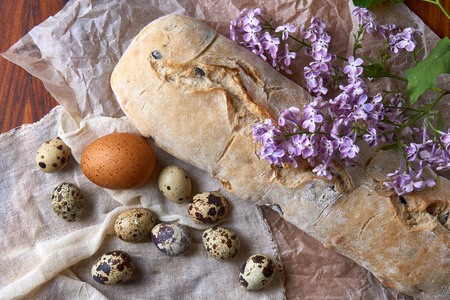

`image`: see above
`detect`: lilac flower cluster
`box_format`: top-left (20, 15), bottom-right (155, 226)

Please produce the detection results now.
top-left (234, 7), bottom-right (446, 196)
top-left (389, 28), bottom-right (424, 54)
top-left (230, 8), bottom-right (297, 74)
top-left (385, 161), bottom-right (435, 196)
top-left (352, 7), bottom-right (423, 53)
top-left (253, 53), bottom-right (407, 180)
top-left (385, 127), bottom-right (450, 195)
top-left (301, 18), bottom-right (336, 96)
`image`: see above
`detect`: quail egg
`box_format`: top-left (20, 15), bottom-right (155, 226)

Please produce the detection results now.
top-left (158, 165), bottom-right (191, 203)
top-left (91, 250), bottom-right (134, 285)
top-left (188, 192), bottom-right (229, 224)
top-left (151, 222), bottom-right (192, 256)
top-left (51, 183), bottom-right (84, 222)
top-left (114, 208), bottom-right (157, 242)
top-left (239, 254), bottom-right (275, 291)
top-left (36, 137), bottom-right (71, 173)
top-left (202, 226), bottom-right (240, 260)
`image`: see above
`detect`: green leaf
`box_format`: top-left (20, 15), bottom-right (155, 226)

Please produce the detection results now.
top-left (352, 0), bottom-right (387, 8)
top-left (380, 143), bottom-right (398, 150)
top-left (363, 63), bottom-right (392, 80)
top-left (353, 0), bottom-right (404, 8)
top-left (405, 37), bottom-right (450, 105)
top-left (352, 0), bottom-right (403, 8)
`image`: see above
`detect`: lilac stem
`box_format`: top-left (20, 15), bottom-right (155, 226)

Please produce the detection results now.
top-left (382, 89), bottom-right (449, 136)
top-left (422, 0), bottom-right (450, 20)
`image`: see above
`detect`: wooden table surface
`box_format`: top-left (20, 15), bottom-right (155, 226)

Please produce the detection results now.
top-left (1, 0), bottom-right (449, 134)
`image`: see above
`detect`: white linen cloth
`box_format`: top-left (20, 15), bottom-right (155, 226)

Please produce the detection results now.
top-left (0, 106), bottom-right (284, 299)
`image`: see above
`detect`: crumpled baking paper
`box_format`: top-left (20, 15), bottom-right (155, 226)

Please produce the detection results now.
top-left (1, 0), bottom-right (448, 299)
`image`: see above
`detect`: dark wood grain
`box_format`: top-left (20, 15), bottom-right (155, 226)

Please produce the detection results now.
top-left (0, 0), bottom-right (64, 133)
top-left (0, 0), bottom-right (449, 133)
top-left (404, 0), bottom-right (450, 39)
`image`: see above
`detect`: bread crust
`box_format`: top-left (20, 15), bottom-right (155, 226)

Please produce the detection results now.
top-left (111, 14), bottom-right (450, 299)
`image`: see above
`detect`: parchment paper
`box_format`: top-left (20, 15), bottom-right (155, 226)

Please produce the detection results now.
top-left (1, 0), bottom-right (447, 299)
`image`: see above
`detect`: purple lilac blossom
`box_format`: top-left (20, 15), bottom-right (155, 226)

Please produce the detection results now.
top-left (278, 106), bottom-right (300, 127)
top-left (339, 135), bottom-right (360, 159)
top-left (344, 56), bottom-right (364, 77)
top-left (385, 162), bottom-right (436, 195)
top-left (405, 143), bottom-right (421, 161)
top-left (301, 17), bottom-right (335, 97)
top-left (243, 23), bottom-right (261, 43)
top-left (230, 8), bottom-right (298, 74)
top-left (351, 6), bottom-right (380, 34)
top-left (440, 129), bottom-right (450, 150)
top-left (384, 127), bottom-right (450, 194)
top-left (351, 7), bottom-right (422, 54)
top-left (252, 30), bottom-right (401, 183)
top-left (262, 32), bottom-right (281, 58)
top-left (242, 9), bottom-right (260, 26)
top-left (281, 44), bottom-right (296, 66)
top-left (390, 28), bottom-right (423, 53)
top-left (275, 23), bottom-right (297, 40)
top-left (352, 7), bottom-right (373, 25)
top-left (239, 8), bottom-right (443, 196)
top-left (379, 24), bottom-right (400, 39)
top-left (313, 163), bottom-right (333, 180)
top-left (418, 132), bottom-right (450, 172)
top-left (363, 128), bottom-right (379, 147)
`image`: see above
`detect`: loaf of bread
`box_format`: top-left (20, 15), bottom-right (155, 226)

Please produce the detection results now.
top-left (111, 14), bottom-right (450, 299)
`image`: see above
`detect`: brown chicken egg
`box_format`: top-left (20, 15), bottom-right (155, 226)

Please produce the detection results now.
top-left (81, 132), bottom-right (156, 189)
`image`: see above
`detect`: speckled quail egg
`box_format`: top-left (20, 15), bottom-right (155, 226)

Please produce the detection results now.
top-left (202, 226), bottom-right (240, 260)
top-left (51, 183), bottom-right (84, 222)
top-left (151, 222), bottom-right (192, 256)
top-left (188, 192), bottom-right (229, 225)
top-left (158, 165), bottom-right (191, 203)
top-left (91, 250), bottom-right (134, 285)
top-left (239, 254), bottom-right (276, 291)
top-left (114, 208), bottom-right (157, 242)
top-left (36, 137), bottom-right (71, 173)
